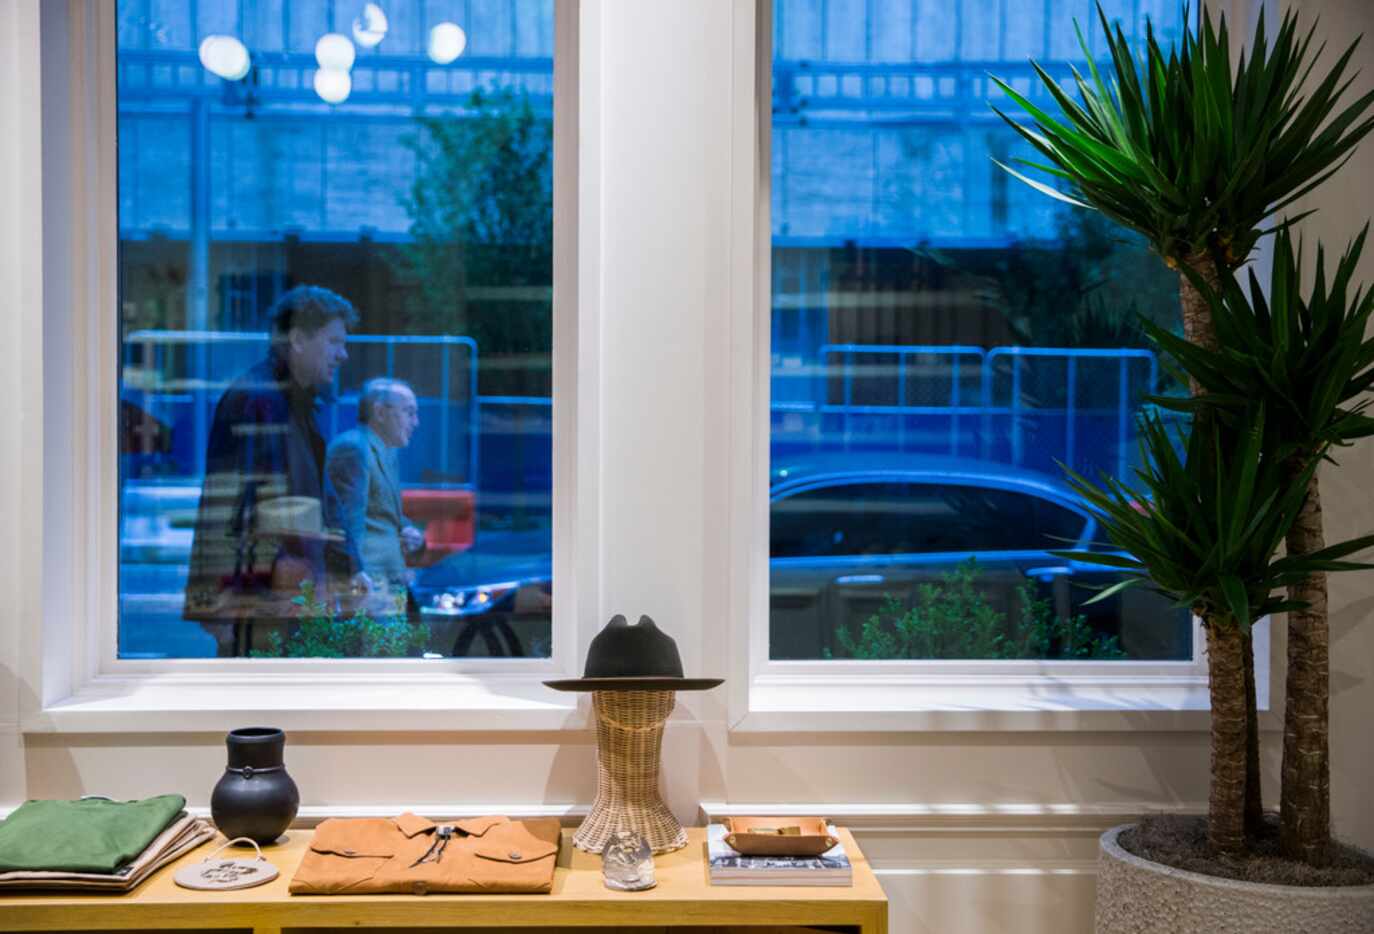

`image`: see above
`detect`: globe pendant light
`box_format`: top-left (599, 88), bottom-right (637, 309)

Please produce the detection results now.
top-left (315, 32), bottom-right (356, 72)
top-left (198, 35), bottom-right (251, 81)
top-left (313, 68), bottom-right (352, 104)
top-left (352, 3), bottom-right (389, 48)
top-left (427, 22), bottom-right (467, 65)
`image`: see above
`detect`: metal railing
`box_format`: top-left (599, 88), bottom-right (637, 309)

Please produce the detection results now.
top-left (816, 344), bottom-right (987, 455)
top-left (771, 343), bottom-right (1159, 481)
top-left (123, 330), bottom-right (1160, 489)
top-left (117, 49), bottom-right (554, 112)
top-left (122, 330), bottom-right (480, 486)
top-left (774, 59), bottom-right (1077, 124)
top-left (983, 347), bottom-right (1158, 481)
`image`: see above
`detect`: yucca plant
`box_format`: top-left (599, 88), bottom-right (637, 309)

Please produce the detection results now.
top-left (990, 3), bottom-right (1374, 865)
top-left (1059, 410), bottom-right (1374, 856)
top-left (1142, 228), bottom-right (1374, 862)
top-left (1149, 227), bottom-right (1374, 449)
top-left (990, 5), bottom-right (1374, 351)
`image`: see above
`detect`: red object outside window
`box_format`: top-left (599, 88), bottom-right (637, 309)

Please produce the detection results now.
top-left (402, 488), bottom-right (475, 567)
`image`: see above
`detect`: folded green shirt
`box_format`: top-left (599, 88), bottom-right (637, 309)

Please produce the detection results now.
top-left (0, 795), bottom-right (186, 873)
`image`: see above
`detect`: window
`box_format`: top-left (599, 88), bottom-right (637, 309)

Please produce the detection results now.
top-left (116, 1), bottom-right (557, 660)
top-left (21, 0), bottom-right (1232, 732)
top-left (767, 0), bottom-right (1194, 663)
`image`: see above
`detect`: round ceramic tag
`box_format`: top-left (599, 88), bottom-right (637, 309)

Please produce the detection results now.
top-left (174, 837), bottom-right (279, 891)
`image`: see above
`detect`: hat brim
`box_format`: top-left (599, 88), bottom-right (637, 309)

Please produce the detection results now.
top-left (543, 677), bottom-right (724, 693)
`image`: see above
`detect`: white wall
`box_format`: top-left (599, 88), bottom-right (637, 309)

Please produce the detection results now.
top-left (2, 2), bottom-right (1372, 933)
top-left (1283, 0), bottom-right (1374, 854)
top-left (0, 0), bottom-right (43, 834)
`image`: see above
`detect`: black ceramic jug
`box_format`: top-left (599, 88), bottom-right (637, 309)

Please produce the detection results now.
top-left (210, 727), bottom-right (300, 845)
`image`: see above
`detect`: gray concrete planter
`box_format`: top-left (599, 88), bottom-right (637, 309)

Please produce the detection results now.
top-left (1096, 824), bottom-right (1374, 934)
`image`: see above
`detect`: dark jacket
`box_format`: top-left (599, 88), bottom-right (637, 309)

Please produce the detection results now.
top-left (183, 353), bottom-right (332, 622)
top-left (324, 425), bottom-right (412, 585)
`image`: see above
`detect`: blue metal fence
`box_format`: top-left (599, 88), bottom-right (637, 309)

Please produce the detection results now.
top-left (122, 330), bottom-right (480, 487)
top-left (123, 332), bottom-right (1158, 508)
top-left (983, 347), bottom-right (1158, 481)
top-left (770, 343), bottom-right (1157, 482)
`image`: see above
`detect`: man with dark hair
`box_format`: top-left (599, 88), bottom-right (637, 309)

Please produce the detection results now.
top-left (183, 285), bottom-right (360, 656)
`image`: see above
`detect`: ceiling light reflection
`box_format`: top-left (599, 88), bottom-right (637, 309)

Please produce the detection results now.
top-left (198, 35), bottom-right (251, 81)
top-left (315, 32), bottom-right (357, 72)
top-left (313, 68), bottom-right (352, 104)
top-left (427, 22), bottom-right (467, 65)
top-left (352, 3), bottom-right (389, 48)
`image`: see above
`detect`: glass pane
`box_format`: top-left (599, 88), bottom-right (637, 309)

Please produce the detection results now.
top-left (771, 482), bottom-right (1089, 558)
top-left (117, 0), bottom-right (555, 659)
top-left (769, 0), bottom-right (1193, 662)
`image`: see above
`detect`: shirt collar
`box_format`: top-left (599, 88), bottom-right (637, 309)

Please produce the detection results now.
top-left (393, 813), bottom-right (436, 838)
top-left (391, 813), bottom-right (509, 838)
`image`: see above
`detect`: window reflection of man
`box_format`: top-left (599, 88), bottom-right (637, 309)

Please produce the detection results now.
top-left (324, 379), bottom-right (425, 598)
top-left (183, 285), bottom-right (358, 656)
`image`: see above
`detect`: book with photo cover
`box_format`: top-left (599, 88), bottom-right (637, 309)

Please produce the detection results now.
top-left (706, 823), bottom-right (852, 886)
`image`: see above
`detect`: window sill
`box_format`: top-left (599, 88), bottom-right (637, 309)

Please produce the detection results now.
top-left (732, 671), bottom-right (1277, 732)
top-left (22, 673), bottom-right (585, 733)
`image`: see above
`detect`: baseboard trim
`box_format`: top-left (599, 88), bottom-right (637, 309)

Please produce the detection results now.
top-left (875, 859), bottom-right (1098, 875)
top-left (698, 801), bottom-right (1206, 835)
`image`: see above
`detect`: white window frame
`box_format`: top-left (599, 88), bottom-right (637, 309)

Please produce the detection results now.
top-left (19, 0), bottom-right (596, 733)
top-left (14, 0), bottom-right (1280, 738)
top-left (725, 0), bottom-right (1278, 732)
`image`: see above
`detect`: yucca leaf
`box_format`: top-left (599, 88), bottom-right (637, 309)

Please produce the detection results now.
top-left (989, 3), bottom-right (1374, 267)
top-left (1051, 550), bottom-right (1148, 571)
top-left (1219, 575), bottom-right (1251, 629)
top-left (1256, 210), bottom-right (1318, 238)
top-left (1082, 577), bottom-right (1144, 606)
top-left (1280, 532), bottom-right (1374, 566)
top-left (989, 158), bottom-right (1092, 208)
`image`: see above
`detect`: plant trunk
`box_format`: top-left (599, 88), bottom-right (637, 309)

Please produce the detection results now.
top-left (1181, 256), bottom-right (1264, 843)
top-left (1178, 257), bottom-right (1222, 363)
top-left (1242, 627), bottom-right (1263, 839)
top-left (1280, 458), bottom-right (1331, 865)
top-left (1204, 618), bottom-right (1249, 857)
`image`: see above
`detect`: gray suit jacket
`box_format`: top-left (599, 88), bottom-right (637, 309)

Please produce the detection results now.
top-left (323, 426), bottom-right (412, 586)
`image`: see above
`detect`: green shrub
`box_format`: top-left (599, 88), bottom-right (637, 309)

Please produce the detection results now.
top-left (830, 559), bottom-right (1126, 660)
top-left (250, 580), bottom-right (429, 659)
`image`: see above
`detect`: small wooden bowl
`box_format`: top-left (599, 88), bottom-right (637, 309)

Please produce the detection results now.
top-left (723, 817), bottom-right (837, 856)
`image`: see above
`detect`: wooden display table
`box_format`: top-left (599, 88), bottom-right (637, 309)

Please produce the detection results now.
top-left (0, 826), bottom-right (887, 934)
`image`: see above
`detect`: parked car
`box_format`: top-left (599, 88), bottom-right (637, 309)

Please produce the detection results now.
top-left (416, 526), bottom-right (552, 620)
top-left (767, 454), bottom-right (1188, 659)
top-left (415, 454), bottom-right (1193, 660)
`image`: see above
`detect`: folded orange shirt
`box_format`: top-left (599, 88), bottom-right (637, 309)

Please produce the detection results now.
top-left (289, 814), bottom-right (561, 895)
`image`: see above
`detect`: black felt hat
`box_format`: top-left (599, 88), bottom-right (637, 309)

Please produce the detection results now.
top-left (543, 614), bottom-right (723, 692)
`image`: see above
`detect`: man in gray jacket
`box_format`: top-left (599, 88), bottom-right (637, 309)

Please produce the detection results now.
top-left (324, 378), bottom-right (425, 596)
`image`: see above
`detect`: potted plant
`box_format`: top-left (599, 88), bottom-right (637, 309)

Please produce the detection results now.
top-left (1059, 308), bottom-right (1374, 931)
top-left (991, 4), bottom-right (1374, 930)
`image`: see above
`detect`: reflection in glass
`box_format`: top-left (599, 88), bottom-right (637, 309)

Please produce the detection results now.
top-left (768, 0), bottom-right (1194, 661)
top-left (117, 0), bottom-right (555, 659)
